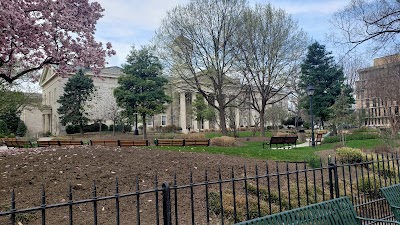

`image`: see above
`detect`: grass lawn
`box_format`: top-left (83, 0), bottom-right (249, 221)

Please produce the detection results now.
top-left (154, 139), bottom-right (387, 162)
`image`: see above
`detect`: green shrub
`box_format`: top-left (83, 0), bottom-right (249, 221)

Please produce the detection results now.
top-left (16, 121), bottom-right (27, 137)
top-left (66, 125), bottom-right (79, 134)
top-left (323, 136), bottom-right (341, 143)
top-left (208, 191), bottom-right (270, 222)
top-left (336, 147), bottom-right (364, 163)
top-left (323, 133), bottom-right (379, 143)
top-left (0, 120), bottom-right (8, 135)
top-left (352, 127), bottom-right (378, 134)
top-left (368, 161), bottom-right (397, 179)
top-left (306, 155), bottom-right (323, 168)
top-left (358, 175), bottom-right (381, 198)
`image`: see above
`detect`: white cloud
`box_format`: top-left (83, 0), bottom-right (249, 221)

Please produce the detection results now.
top-left (93, 0), bottom-right (188, 66)
top-left (254, 0), bottom-right (348, 15)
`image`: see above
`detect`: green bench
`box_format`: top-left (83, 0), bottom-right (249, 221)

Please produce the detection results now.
top-left (381, 184), bottom-right (400, 221)
top-left (234, 196), bottom-right (399, 225)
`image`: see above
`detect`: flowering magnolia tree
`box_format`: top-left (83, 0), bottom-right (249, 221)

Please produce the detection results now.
top-left (0, 0), bottom-right (115, 84)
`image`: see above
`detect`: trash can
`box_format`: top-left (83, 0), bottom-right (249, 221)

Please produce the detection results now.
top-left (153, 138), bottom-right (158, 146)
top-left (297, 129), bottom-right (306, 143)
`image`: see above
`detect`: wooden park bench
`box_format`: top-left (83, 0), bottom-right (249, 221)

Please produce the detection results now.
top-left (37, 140), bottom-right (83, 147)
top-left (90, 140), bottom-right (120, 146)
top-left (184, 139), bottom-right (210, 146)
top-left (263, 136), bottom-right (297, 149)
top-left (156, 139), bottom-right (185, 146)
top-left (119, 139), bottom-right (149, 147)
top-left (90, 139), bottom-right (149, 147)
top-left (5, 139), bottom-right (33, 148)
top-left (309, 133), bottom-right (323, 146)
top-left (380, 184), bottom-right (400, 221)
top-left (234, 196), bottom-right (400, 225)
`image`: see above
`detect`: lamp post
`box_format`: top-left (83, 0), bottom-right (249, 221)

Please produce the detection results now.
top-left (134, 113), bottom-right (139, 135)
top-left (307, 85), bottom-right (315, 147)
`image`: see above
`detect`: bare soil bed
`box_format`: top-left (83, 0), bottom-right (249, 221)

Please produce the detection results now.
top-left (0, 145), bottom-right (272, 225)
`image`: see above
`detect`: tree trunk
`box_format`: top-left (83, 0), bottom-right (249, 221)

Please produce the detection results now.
top-left (259, 108), bottom-right (266, 137)
top-left (390, 126), bottom-right (399, 139)
top-left (99, 121), bottom-right (102, 134)
top-left (79, 121), bottom-right (84, 135)
top-left (113, 120), bottom-right (115, 136)
top-left (218, 102), bottom-right (228, 135)
top-left (332, 124), bottom-right (337, 136)
top-left (142, 114), bottom-right (147, 140)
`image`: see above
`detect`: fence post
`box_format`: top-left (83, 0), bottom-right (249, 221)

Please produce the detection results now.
top-left (162, 182), bottom-right (172, 225)
top-left (328, 156), bottom-right (340, 199)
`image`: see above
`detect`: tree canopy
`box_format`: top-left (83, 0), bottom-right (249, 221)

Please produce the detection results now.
top-left (300, 42), bottom-right (354, 126)
top-left (155, 0), bottom-right (247, 135)
top-left (114, 46), bottom-right (171, 139)
top-left (57, 70), bottom-right (95, 134)
top-left (0, 0), bottom-right (115, 84)
top-left (235, 3), bottom-right (308, 136)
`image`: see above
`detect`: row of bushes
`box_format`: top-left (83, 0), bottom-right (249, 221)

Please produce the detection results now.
top-left (66, 123), bottom-right (132, 134)
top-left (323, 133), bottom-right (380, 143)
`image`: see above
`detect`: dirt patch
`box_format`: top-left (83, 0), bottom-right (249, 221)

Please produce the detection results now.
top-left (0, 145), bottom-right (276, 224)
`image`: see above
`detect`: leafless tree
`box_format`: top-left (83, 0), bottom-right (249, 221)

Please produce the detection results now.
top-left (331, 0), bottom-right (400, 54)
top-left (338, 51), bottom-right (368, 87)
top-left (155, 0), bottom-right (247, 135)
top-left (234, 4), bottom-right (308, 136)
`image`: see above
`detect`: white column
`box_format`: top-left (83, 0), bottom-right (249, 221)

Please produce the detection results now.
top-left (250, 108), bottom-right (256, 126)
top-left (180, 92), bottom-right (188, 133)
top-left (235, 107), bottom-right (240, 129)
top-left (204, 97), bottom-right (210, 130)
top-left (42, 115), bottom-right (45, 133)
top-left (49, 114), bottom-right (52, 134)
top-left (191, 92), bottom-right (198, 131)
top-left (44, 114), bottom-right (49, 133)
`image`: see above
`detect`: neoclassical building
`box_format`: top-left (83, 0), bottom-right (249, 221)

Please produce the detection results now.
top-left (39, 66), bottom-right (123, 135)
top-left (355, 54), bottom-right (400, 127)
top-left (38, 66), bottom-right (288, 135)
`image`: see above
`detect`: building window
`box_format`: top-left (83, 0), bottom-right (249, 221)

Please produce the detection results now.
top-left (161, 115), bottom-right (167, 126)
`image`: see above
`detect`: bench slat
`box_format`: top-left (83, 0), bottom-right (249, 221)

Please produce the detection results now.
top-left (184, 139), bottom-right (210, 146)
top-left (119, 140), bottom-right (149, 147)
top-left (234, 196), bottom-right (394, 225)
top-left (90, 140), bottom-right (119, 146)
top-left (156, 139), bottom-right (185, 146)
top-left (5, 140), bottom-right (32, 148)
top-left (381, 184), bottom-right (400, 221)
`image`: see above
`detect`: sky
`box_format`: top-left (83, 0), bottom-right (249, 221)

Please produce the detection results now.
top-left (93, 0), bottom-right (350, 68)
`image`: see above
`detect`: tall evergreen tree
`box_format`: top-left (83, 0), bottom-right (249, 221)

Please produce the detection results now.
top-left (114, 46), bottom-right (171, 139)
top-left (300, 42), bottom-right (353, 127)
top-left (57, 70), bottom-right (95, 134)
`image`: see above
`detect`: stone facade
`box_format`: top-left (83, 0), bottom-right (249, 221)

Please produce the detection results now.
top-left (39, 66), bottom-right (123, 135)
top-left (355, 54), bottom-right (400, 127)
top-left (39, 66), bottom-right (288, 135)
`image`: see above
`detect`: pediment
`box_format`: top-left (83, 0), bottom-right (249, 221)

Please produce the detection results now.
top-left (39, 66), bottom-right (57, 87)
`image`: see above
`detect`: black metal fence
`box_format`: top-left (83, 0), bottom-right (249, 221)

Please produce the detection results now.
top-left (1, 153), bottom-right (400, 224)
